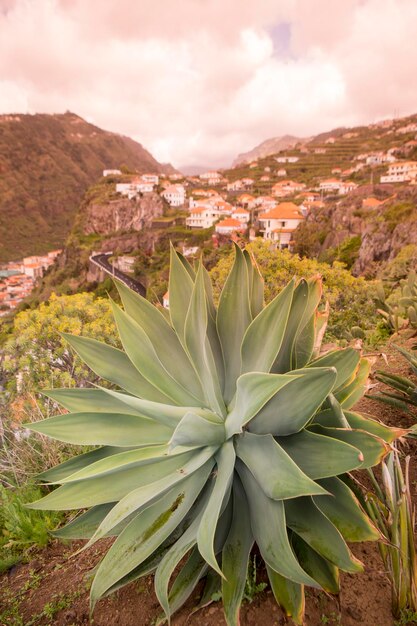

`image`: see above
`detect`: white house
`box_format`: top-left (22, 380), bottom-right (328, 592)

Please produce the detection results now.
top-left (215, 218), bottom-right (246, 235)
top-left (116, 177), bottom-right (155, 198)
top-left (338, 181), bottom-right (358, 195)
top-left (254, 196), bottom-right (276, 210)
top-left (277, 168), bottom-right (287, 176)
top-left (103, 169), bottom-right (122, 177)
top-left (232, 208), bottom-right (250, 223)
top-left (275, 156), bottom-right (299, 163)
top-left (237, 193), bottom-right (256, 208)
top-left (186, 207), bottom-right (220, 228)
top-left (199, 171), bottom-right (223, 185)
top-left (258, 203), bottom-right (304, 248)
top-left (162, 184), bottom-right (186, 206)
top-left (366, 152), bottom-right (396, 165)
top-left (227, 180), bottom-right (244, 191)
top-left (272, 180), bottom-right (306, 197)
top-left (142, 173), bottom-right (159, 184)
top-left (319, 178), bottom-right (342, 193)
top-left (163, 291), bottom-right (170, 308)
top-left (380, 161), bottom-right (417, 183)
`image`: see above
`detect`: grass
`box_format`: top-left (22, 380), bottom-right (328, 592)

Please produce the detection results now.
top-left (0, 483), bottom-right (65, 574)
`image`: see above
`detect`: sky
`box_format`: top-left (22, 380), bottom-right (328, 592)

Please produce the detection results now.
top-left (1, 0), bottom-right (417, 169)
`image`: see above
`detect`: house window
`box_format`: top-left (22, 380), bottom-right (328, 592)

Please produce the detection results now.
top-left (281, 221), bottom-right (286, 228)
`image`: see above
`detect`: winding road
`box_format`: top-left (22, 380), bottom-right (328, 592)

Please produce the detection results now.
top-left (90, 253), bottom-right (147, 297)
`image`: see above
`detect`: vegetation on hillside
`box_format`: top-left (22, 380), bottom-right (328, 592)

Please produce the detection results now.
top-left (0, 112), bottom-right (171, 261)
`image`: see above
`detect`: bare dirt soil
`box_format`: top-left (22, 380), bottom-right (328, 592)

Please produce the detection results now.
top-left (1, 336), bottom-right (417, 626)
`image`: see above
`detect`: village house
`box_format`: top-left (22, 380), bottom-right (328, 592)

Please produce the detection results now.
top-left (277, 168), bottom-right (287, 176)
top-left (338, 181), bottom-right (358, 195)
top-left (215, 218), bottom-right (246, 235)
top-left (226, 180), bottom-right (244, 191)
top-left (169, 173), bottom-right (184, 181)
top-left (319, 178), bottom-right (343, 193)
top-left (241, 177), bottom-right (254, 187)
top-left (298, 191), bottom-right (321, 203)
top-left (319, 178), bottom-right (357, 194)
top-left (249, 162), bottom-right (258, 169)
top-left (314, 148), bottom-right (327, 154)
top-left (199, 171), bottom-right (223, 185)
top-left (142, 173), bottom-right (159, 184)
top-left (380, 161), bottom-right (417, 183)
top-left (162, 184), bottom-right (186, 206)
top-left (186, 207), bottom-right (220, 229)
top-left (365, 152), bottom-right (396, 165)
top-left (254, 196), bottom-right (276, 210)
top-left (163, 291), bottom-right (170, 309)
top-left (260, 175), bottom-right (270, 182)
top-left (275, 156), bottom-right (299, 163)
top-left (103, 169), bottom-right (122, 177)
top-left (272, 180), bottom-right (306, 197)
top-left (116, 177), bottom-right (155, 198)
top-left (236, 193), bottom-right (256, 209)
top-left (258, 202), bottom-right (304, 248)
top-left (231, 208), bottom-right (250, 223)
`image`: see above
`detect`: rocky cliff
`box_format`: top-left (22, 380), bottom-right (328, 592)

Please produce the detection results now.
top-left (83, 192), bottom-right (164, 235)
top-left (293, 185), bottom-right (417, 276)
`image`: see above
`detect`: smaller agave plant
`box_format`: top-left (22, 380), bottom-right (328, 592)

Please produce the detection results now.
top-left (28, 245), bottom-right (403, 625)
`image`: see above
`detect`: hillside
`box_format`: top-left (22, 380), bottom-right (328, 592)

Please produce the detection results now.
top-left (223, 113), bottom-right (417, 191)
top-left (292, 185), bottom-right (417, 275)
top-left (232, 134), bottom-right (303, 166)
top-left (0, 112), bottom-right (173, 262)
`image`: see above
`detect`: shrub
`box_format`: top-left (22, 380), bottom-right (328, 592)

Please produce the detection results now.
top-left (3, 292), bottom-right (119, 394)
top-left (210, 239), bottom-right (376, 341)
top-left (28, 245), bottom-right (400, 625)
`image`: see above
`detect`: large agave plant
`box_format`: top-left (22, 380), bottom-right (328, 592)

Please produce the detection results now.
top-left (28, 245), bottom-right (402, 625)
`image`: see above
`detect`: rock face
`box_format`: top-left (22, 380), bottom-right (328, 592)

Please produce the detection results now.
top-left (83, 193), bottom-right (164, 235)
top-left (356, 211), bottom-right (417, 274)
top-left (294, 186), bottom-right (417, 276)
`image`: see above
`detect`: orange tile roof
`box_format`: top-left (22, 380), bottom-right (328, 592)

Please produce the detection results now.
top-left (362, 197), bottom-right (382, 207)
top-left (258, 202), bottom-right (304, 221)
top-left (217, 218), bottom-right (245, 228)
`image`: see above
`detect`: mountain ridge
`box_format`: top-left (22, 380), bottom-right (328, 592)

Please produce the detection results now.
top-left (232, 134), bottom-right (305, 166)
top-left (0, 111), bottom-right (174, 261)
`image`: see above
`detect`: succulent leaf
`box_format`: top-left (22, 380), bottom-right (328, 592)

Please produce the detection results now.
top-left (29, 245), bottom-right (402, 625)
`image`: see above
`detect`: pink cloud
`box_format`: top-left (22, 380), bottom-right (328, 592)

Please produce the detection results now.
top-left (0, 0), bottom-right (416, 167)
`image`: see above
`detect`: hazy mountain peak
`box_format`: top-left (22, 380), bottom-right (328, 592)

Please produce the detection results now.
top-left (232, 135), bottom-right (305, 166)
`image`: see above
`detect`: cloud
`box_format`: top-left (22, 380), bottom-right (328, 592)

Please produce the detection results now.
top-left (0, 0), bottom-right (416, 167)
